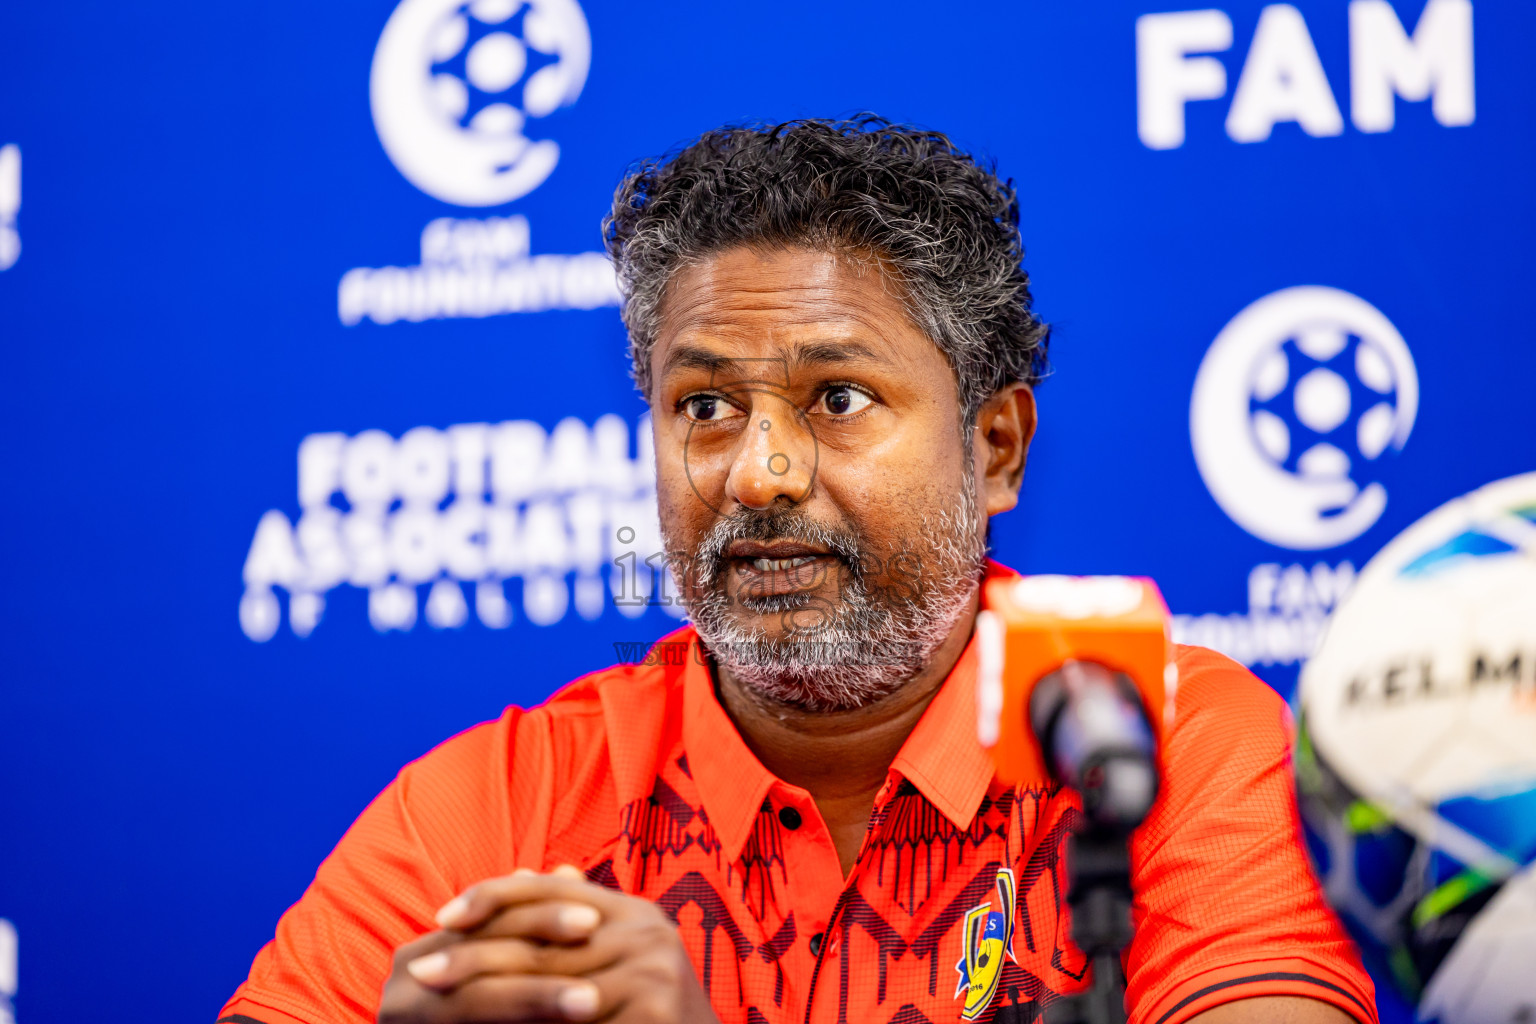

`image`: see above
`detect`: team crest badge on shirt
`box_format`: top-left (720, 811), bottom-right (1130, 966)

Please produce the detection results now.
top-left (953, 867), bottom-right (1017, 1020)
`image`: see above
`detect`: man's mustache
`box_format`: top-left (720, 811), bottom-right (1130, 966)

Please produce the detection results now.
top-left (691, 506), bottom-right (865, 584)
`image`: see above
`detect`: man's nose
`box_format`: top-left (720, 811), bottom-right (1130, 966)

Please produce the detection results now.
top-left (724, 402), bottom-right (816, 510)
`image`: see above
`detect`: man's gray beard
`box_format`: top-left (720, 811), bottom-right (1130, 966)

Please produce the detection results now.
top-left (665, 478), bottom-right (989, 713)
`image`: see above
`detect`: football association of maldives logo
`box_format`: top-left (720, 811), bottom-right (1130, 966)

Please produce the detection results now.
top-left (369, 0), bottom-right (591, 206)
top-left (954, 868), bottom-right (1018, 1020)
top-left (1191, 286), bottom-right (1419, 550)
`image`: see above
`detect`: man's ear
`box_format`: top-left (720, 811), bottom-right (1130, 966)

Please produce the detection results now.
top-left (972, 383), bottom-right (1037, 517)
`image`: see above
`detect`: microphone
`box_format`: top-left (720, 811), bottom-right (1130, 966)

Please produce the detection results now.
top-left (975, 574), bottom-right (1177, 1024)
top-left (1029, 659), bottom-right (1159, 833)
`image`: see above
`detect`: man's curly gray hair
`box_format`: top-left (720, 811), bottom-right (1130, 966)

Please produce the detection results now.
top-left (602, 115), bottom-right (1050, 424)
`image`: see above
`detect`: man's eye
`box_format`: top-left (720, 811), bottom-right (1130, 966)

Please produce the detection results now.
top-left (818, 386), bottom-right (872, 416)
top-left (683, 395), bottom-right (742, 422)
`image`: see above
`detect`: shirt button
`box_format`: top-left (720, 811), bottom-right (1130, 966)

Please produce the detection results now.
top-left (778, 806), bottom-right (802, 830)
top-left (809, 931), bottom-right (824, 957)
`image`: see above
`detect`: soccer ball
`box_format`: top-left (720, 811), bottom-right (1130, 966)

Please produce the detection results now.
top-left (1248, 328), bottom-right (1406, 485)
top-left (1295, 471), bottom-right (1536, 1023)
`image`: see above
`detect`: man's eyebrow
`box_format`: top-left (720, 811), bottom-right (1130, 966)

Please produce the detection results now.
top-left (659, 343), bottom-right (732, 378)
top-left (791, 339), bottom-right (886, 367)
top-left (659, 339), bottom-right (889, 381)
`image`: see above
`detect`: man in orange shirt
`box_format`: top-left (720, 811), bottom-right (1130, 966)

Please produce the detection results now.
top-left (221, 118), bottom-right (1376, 1024)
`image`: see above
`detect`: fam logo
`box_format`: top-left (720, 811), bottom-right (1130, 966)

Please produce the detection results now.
top-left (1171, 560), bottom-right (1357, 670)
top-left (953, 868), bottom-right (1017, 1021)
top-left (340, 0), bottom-right (617, 325)
top-left (370, 0), bottom-right (590, 206)
top-left (1177, 287), bottom-right (1410, 672)
top-left (0, 144), bottom-right (19, 272)
top-left (1138, 1), bottom-right (1474, 149)
top-left (1191, 286), bottom-right (1417, 551)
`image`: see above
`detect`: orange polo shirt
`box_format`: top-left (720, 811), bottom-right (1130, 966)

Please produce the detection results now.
top-left (220, 564), bottom-right (1375, 1024)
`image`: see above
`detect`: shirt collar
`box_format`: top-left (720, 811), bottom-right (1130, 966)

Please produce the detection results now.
top-left (681, 641), bottom-right (778, 865)
top-left (681, 559), bottom-right (1021, 863)
top-left (886, 559), bottom-right (1018, 830)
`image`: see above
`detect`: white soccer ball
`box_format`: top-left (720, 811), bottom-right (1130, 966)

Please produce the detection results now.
top-left (1295, 471), bottom-right (1536, 1023)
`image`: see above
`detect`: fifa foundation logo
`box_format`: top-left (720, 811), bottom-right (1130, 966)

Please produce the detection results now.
top-left (340, 0), bottom-right (618, 325)
top-left (1191, 286), bottom-right (1418, 551)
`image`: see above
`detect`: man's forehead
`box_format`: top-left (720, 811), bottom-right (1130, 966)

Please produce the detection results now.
top-left (654, 248), bottom-right (932, 378)
top-left (664, 243), bottom-right (921, 320)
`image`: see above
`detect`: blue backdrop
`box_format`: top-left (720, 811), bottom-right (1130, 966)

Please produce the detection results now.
top-left (1, 2), bottom-right (1530, 1022)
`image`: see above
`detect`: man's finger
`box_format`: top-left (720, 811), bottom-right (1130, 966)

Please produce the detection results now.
top-left (390, 928), bottom-right (458, 969)
top-left (576, 955), bottom-right (688, 1024)
top-left (434, 974), bottom-right (602, 1023)
top-left (459, 899), bottom-right (603, 944)
top-left (435, 869), bottom-right (624, 931)
top-left (404, 935), bottom-right (624, 990)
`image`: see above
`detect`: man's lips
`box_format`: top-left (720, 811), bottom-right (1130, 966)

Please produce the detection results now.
top-left (725, 540), bottom-right (831, 572)
top-left (739, 554), bottom-right (822, 573)
top-left (722, 541), bottom-right (839, 591)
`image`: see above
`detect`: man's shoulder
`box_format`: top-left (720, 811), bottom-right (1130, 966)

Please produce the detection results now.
top-left (1161, 643), bottom-right (1293, 778)
top-left (399, 625), bottom-right (699, 794)
top-left (525, 627), bottom-right (699, 768)
top-left (541, 625), bottom-right (699, 712)
top-left (1171, 642), bottom-right (1287, 721)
